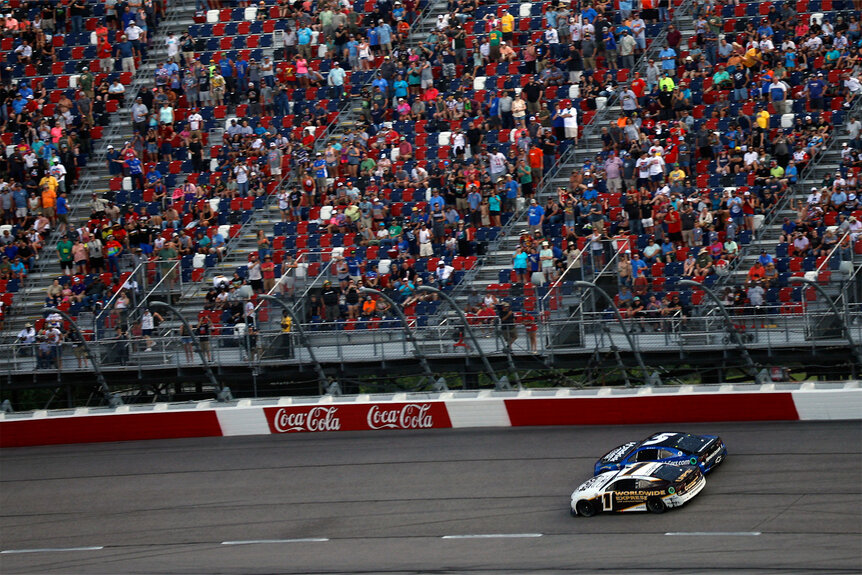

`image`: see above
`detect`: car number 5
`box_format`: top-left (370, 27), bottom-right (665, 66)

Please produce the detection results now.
top-left (602, 492), bottom-right (613, 511)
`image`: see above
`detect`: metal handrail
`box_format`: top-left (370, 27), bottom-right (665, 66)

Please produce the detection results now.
top-left (815, 231), bottom-right (851, 275)
top-left (713, 96), bottom-right (862, 286)
top-left (449, 0), bottom-right (693, 302)
top-left (183, 0), bottom-right (438, 297)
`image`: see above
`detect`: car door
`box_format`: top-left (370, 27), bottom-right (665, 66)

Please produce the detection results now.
top-left (604, 478), bottom-right (638, 511)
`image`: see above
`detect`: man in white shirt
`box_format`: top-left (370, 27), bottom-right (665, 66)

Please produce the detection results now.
top-left (434, 261), bottom-right (454, 287)
top-left (418, 223), bottom-right (433, 257)
top-left (636, 152), bottom-right (651, 188)
top-left (188, 108), bottom-right (203, 137)
top-left (166, 31), bottom-right (179, 60)
top-left (844, 74), bottom-right (862, 96)
top-left (234, 162), bottom-right (250, 196)
top-left (13, 40), bottom-right (32, 63)
top-left (648, 152), bottom-right (665, 190)
top-left (487, 147), bottom-right (508, 181)
top-left (563, 104), bottom-right (578, 140)
top-left (743, 149), bottom-right (760, 170)
top-left (125, 23), bottom-right (144, 57)
top-left (806, 187), bottom-right (822, 205)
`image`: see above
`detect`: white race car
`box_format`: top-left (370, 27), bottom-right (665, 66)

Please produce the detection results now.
top-left (570, 461), bottom-right (706, 516)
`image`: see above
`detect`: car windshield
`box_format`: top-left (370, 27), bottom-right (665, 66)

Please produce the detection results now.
top-left (672, 434), bottom-right (710, 452)
top-left (652, 464), bottom-right (686, 482)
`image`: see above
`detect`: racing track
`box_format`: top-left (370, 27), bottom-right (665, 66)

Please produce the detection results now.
top-left (1, 421), bottom-right (860, 574)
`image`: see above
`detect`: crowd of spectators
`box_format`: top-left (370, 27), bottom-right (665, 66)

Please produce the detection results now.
top-left (4, 0), bottom-right (862, 357)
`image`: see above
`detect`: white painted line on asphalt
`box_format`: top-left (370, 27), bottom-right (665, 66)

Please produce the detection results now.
top-left (221, 538), bottom-right (329, 545)
top-left (442, 533), bottom-right (543, 539)
top-left (665, 532), bottom-right (761, 536)
top-left (1, 546), bottom-right (104, 554)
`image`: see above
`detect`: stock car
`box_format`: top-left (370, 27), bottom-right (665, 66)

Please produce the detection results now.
top-left (594, 432), bottom-right (727, 476)
top-left (570, 462), bottom-right (706, 517)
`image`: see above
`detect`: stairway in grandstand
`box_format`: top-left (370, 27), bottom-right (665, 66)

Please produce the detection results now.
top-left (457, 3), bottom-right (862, 319)
top-left (184, 0), bottom-right (455, 297)
top-left (449, 4), bottom-right (702, 306)
top-left (3, 0), bottom-right (201, 336)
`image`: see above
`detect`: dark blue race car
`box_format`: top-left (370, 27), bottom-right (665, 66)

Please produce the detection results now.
top-left (595, 432), bottom-right (727, 476)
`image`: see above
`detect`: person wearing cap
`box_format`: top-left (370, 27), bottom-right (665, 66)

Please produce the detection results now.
top-left (327, 60), bottom-right (346, 100)
top-left (805, 70), bottom-right (827, 110)
top-left (376, 19), bottom-right (393, 56)
top-left (498, 300), bottom-right (517, 347)
top-left (15, 322), bottom-right (36, 357)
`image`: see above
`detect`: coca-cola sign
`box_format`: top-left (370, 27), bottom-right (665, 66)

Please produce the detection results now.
top-left (271, 406), bottom-right (341, 433)
top-left (367, 403), bottom-right (434, 430)
top-left (263, 402), bottom-right (451, 434)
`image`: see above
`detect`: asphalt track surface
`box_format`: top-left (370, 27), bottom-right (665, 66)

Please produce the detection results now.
top-left (1, 421), bottom-right (860, 574)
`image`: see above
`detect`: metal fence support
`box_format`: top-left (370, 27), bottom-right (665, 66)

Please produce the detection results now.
top-left (149, 300), bottom-right (227, 401)
top-left (258, 294), bottom-right (328, 395)
top-left (414, 285), bottom-right (502, 388)
top-left (573, 281), bottom-right (660, 386)
top-left (678, 280), bottom-right (761, 380)
top-left (359, 287), bottom-right (435, 386)
top-left (789, 277), bottom-right (862, 372)
top-left (44, 307), bottom-right (122, 407)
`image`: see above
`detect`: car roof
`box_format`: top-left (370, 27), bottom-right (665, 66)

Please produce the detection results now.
top-left (609, 461), bottom-right (665, 480)
top-left (640, 432), bottom-right (689, 449)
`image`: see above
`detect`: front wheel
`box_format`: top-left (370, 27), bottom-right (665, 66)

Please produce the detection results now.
top-left (576, 499), bottom-right (597, 517)
top-left (647, 498), bottom-right (667, 514)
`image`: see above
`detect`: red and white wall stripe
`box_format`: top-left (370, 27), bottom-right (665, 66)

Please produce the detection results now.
top-left (1, 384), bottom-right (859, 448)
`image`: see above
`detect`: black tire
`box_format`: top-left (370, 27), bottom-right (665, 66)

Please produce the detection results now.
top-left (647, 497), bottom-right (666, 514)
top-left (576, 499), bottom-right (597, 517)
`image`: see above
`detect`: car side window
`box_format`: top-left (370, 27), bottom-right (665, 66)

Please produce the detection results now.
top-left (635, 448), bottom-right (659, 461)
top-left (657, 449), bottom-right (676, 459)
top-left (609, 479), bottom-right (637, 491)
top-left (635, 479), bottom-right (657, 489)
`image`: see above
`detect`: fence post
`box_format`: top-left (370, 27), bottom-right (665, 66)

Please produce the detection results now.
top-left (44, 307), bottom-right (122, 407)
top-left (150, 300), bottom-right (228, 401)
top-left (359, 287), bottom-right (436, 386)
top-left (573, 281), bottom-right (661, 386)
top-left (258, 294), bottom-right (329, 395)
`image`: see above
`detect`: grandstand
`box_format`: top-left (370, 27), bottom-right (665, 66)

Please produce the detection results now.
top-left (1, 0), bottom-right (861, 408)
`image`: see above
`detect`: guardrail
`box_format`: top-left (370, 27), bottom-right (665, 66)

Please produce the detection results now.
top-left (4, 306), bottom-right (860, 376)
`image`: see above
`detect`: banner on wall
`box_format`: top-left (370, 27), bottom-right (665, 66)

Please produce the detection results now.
top-left (262, 402), bottom-right (453, 433)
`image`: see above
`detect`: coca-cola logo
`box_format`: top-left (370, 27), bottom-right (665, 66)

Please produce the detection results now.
top-left (366, 403), bottom-right (434, 430)
top-left (263, 402), bottom-right (451, 434)
top-left (272, 406), bottom-right (341, 433)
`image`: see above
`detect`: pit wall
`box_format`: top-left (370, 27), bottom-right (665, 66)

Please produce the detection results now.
top-left (1, 383), bottom-right (859, 448)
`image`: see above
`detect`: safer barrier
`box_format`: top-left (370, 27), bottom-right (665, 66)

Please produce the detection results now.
top-left (1, 383), bottom-right (859, 448)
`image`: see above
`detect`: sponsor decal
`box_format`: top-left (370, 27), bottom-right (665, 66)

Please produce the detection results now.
top-left (271, 406), bottom-right (342, 433)
top-left (602, 441), bottom-right (638, 462)
top-left (367, 403), bottom-right (435, 430)
top-left (263, 402), bottom-right (451, 434)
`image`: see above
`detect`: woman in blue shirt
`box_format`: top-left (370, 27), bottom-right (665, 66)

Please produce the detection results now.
top-left (513, 246), bottom-right (528, 283)
top-left (488, 192), bottom-right (502, 226)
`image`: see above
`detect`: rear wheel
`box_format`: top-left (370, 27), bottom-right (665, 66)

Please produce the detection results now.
top-left (576, 500), bottom-right (597, 517)
top-left (647, 498), bottom-right (666, 514)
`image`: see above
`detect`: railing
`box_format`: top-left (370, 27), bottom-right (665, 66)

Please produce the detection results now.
top-left (450, 0), bottom-right (694, 301)
top-left (713, 97), bottom-right (862, 287)
top-left (182, 0), bottom-right (438, 298)
top-left (6, 304), bottom-right (859, 378)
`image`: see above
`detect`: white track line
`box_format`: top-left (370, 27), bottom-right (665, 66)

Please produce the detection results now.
top-left (665, 532), bottom-right (761, 536)
top-left (1, 546), bottom-right (104, 554)
top-left (221, 538), bottom-right (329, 545)
top-left (442, 533), bottom-right (543, 540)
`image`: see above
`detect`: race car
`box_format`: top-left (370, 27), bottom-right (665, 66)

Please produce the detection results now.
top-left (570, 461), bottom-right (706, 517)
top-left (594, 431), bottom-right (727, 476)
